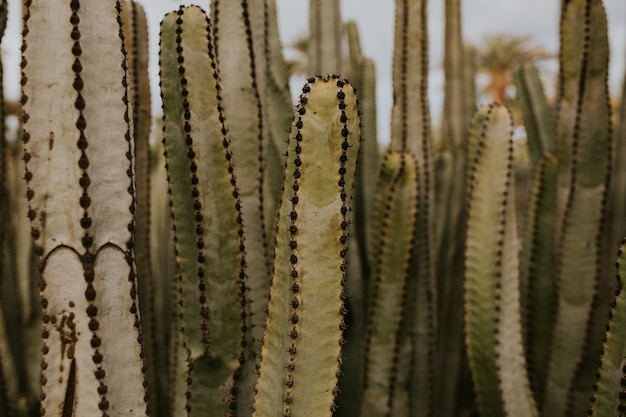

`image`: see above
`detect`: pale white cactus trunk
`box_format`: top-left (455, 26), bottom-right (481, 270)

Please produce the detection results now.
top-left (21, 1), bottom-right (147, 415)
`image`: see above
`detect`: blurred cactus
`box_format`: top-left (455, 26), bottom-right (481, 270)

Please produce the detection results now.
top-left (2, 0), bottom-right (626, 416)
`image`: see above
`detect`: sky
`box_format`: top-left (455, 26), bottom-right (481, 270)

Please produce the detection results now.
top-left (3, 0), bottom-right (625, 142)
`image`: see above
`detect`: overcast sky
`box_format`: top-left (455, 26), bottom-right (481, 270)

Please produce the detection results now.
top-left (4, 1), bottom-right (625, 142)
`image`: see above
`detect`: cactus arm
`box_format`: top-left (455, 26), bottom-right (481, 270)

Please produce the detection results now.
top-left (518, 153), bottom-right (558, 406)
top-left (308, 0), bottom-right (343, 75)
top-left (119, 3), bottom-right (161, 415)
top-left (253, 76), bottom-right (360, 417)
top-left (210, 3), bottom-right (274, 408)
top-left (159, 6), bottom-right (245, 416)
top-left (344, 20), bottom-right (379, 268)
top-left (513, 62), bottom-right (555, 165)
top-left (542, 0), bottom-right (611, 415)
top-left (435, 0), bottom-right (469, 412)
top-left (464, 104), bottom-right (538, 417)
top-left (390, 0), bottom-right (430, 157)
top-left (21, 1), bottom-right (147, 415)
top-left (263, 0), bottom-right (292, 250)
top-left (390, 4), bottom-right (436, 413)
top-left (359, 150), bottom-right (418, 417)
top-left (589, 239), bottom-right (626, 416)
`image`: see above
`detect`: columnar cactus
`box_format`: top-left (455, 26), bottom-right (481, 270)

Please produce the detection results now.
top-left (464, 103), bottom-right (538, 417)
top-left (588, 238), bottom-right (626, 416)
top-left (21, 1), bottom-right (148, 415)
top-left (252, 76), bottom-right (361, 417)
top-left (359, 150), bottom-right (418, 417)
top-left (308, 0), bottom-right (343, 75)
top-left (3, 0), bottom-right (626, 416)
top-left (159, 6), bottom-right (245, 416)
top-left (209, 3), bottom-right (277, 409)
top-left (543, 0), bottom-right (612, 414)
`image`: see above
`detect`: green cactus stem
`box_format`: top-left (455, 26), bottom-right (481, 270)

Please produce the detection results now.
top-left (119, 2), bottom-right (161, 415)
top-left (513, 62), bottom-right (555, 165)
top-left (308, 0), bottom-right (343, 75)
top-left (359, 150), bottom-right (418, 417)
top-left (263, 0), bottom-right (294, 250)
top-left (518, 153), bottom-right (558, 406)
top-left (335, 20), bottom-right (379, 417)
top-left (435, 0), bottom-right (469, 413)
top-left (21, 1), bottom-right (148, 415)
top-left (588, 238), bottom-right (626, 416)
top-left (390, 3), bottom-right (436, 414)
top-left (159, 6), bottom-right (246, 416)
top-left (464, 103), bottom-right (538, 417)
top-left (252, 76), bottom-right (360, 417)
top-left (209, 3), bottom-right (276, 409)
top-left (542, 0), bottom-right (612, 414)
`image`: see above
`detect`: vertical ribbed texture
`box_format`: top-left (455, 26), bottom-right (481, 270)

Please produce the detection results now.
top-left (308, 0), bottom-right (343, 75)
top-left (21, 0), bottom-right (148, 415)
top-left (253, 76), bottom-right (360, 417)
top-left (464, 104), bottom-right (538, 417)
top-left (160, 6), bottom-right (246, 417)
top-left (543, 0), bottom-right (612, 415)
top-left (210, 4), bottom-right (272, 411)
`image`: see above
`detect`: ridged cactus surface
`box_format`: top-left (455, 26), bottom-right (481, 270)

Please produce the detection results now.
top-left (21, 0), bottom-right (147, 415)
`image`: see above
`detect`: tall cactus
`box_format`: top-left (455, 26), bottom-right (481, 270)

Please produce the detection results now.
top-left (464, 103), bottom-right (538, 417)
top-left (435, 0), bottom-right (470, 413)
top-left (253, 76), bottom-right (361, 417)
top-left (543, 0), bottom-right (612, 414)
top-left (359, 150), bottom-right (419, 417)
top-left (209, 3), bottom-right (275, 410)
top-left (308, 0), bottom-right (343, 75)
top-left (21, 1), bottom-right (148, 415)
top-left (390, 1), bottom-right (436, 415)
top-left (159, 6), bottom-right (246, 416)
top-left (588, 238), bottom-right (626, 416)
top-left (119, 2), bottom-right (161, 415)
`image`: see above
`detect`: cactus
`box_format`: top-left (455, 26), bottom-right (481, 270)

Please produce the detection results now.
top-left (159, 6), bottom-right (246, 416)
top-left (464, 103), bottom-right (538, 417)
top-left (588, 238), bottom-right (626, 416)
top-left (119, 3), bottom-right (162, 415)
top-left (4, 0), bottom-right (626, 415)
top-left (359, 150), bottom-right (418, 417)
top-left (308, 0), bottom-right (343, 75)
top-left (542, 0), bottom-right (612, 415)
top-left (21, 0), bottom-right (148, 415)
top-left (252, 75), bottom-right (361, 417)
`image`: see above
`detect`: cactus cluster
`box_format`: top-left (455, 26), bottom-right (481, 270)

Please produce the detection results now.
top-left (1, 0), bottom-right (626, 416)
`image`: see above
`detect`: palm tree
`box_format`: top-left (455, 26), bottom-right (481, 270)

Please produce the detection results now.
top-left (476, 33), bottom-right (552, 104)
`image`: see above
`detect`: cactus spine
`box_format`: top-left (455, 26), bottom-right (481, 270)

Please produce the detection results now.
top-left (252, 76), bottom-right (360, 417)
top-left (21, 0), bottom-right (147, 415)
